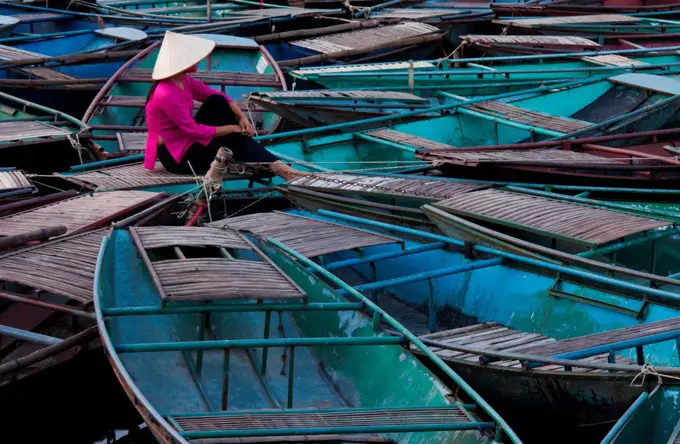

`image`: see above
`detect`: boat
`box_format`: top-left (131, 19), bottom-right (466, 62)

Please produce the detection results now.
top-left (210, 208), bottom-right (680, 442)
top-left (493, 14), bottom-right (680, 36)
top-left (83, 34), bottom-right (287, 158)
top-left (288, 47), bottom-right (680, 96)
top-left (491, 1), bottom-right (680, 19)
top-left (0, 27), bottom-right (149, 116)
top-left (256, 72), bottom-right (680, 134)
top-left (94, 224), bottom-right (521, 443)
top-left (0, 167), bottom-right (34, 203)
top-left (415, 127), bottom-right (680, 188)
top-left (0, 91), bottom-right (97, 173)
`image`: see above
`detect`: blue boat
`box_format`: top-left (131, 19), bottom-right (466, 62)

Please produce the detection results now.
top-left (95, 224), bottom-right (521, 443)
top-left (210, 208), bottom-right (680, 442)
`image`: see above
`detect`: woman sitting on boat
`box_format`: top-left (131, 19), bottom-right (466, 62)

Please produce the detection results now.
top-left (143, 31), bottom-right (298, 180)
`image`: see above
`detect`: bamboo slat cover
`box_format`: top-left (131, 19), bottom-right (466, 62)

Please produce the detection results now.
top-left (462, 35), bottom-right (600, 46)
top-left (293, 22), bottom-right (441, 54)
top-left (232, 7), bottom-right (333, 17)
top-left (13, 13), bottom-right (64, 21)
top-left (171, 407), bottom-right (471, 434)
top-left (253, 90), bottom-right (428, 102)
top-left (0, 230), bottom-right (106, 302)
top-left (363, 129), bottom-right (456, 150)
top-left (133, 226), bottom-right (251, 250)
top-left (495, 14), bottom-right (640, 26)
top-left (0, 44), bottom-right (40, 61)
top-left (582, 54), bottom-right (647, 67)
top-left (288, 173), bottom-right (487, 200)
top-left (19, 66), bottom-right (81, 83)
top-left (520, 317), bottom-right (680, 357)
top-left (117, 132), bottom-right (147, 154)
top-left (418, 148), bottom-right (622, 165)
top-left (153, 258), bottom-right (304, 301)
top-left (0, 121), bottom-right (71, 143)
top-left (295, 61), bottom-right (435, 75)
top-left (209, 211), bottom-right (399, 258)
top-left (0, 170), bottom-right (32, 191)
top-left (0, 190), bottom-right (162, 237)
top-left (466, 101), bottom-right (590, 134)
top-left (119, 69), bottom-right (280, 87)
top-left (435, 188), bottom-right (672, 246)
top-left (419, 322), bottom-right (634, 372)
top-left (373, 9), bottom-right (466, 19)
top-left (62, 162), bottom-right (200, 191)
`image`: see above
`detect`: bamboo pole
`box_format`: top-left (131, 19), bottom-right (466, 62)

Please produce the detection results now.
top-left (0, 290), bottom-right (95, 320)
top-left (0, 226), bottom-right (67, 249)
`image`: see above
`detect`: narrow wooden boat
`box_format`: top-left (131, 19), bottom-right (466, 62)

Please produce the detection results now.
top-left (493, 14), bottom-right (680, 36)
top-left (289, 48), bottom-right (680, 96)
top-left (0, 91), bottom-right (96, 173)
top-left (491, 0), bottom-right (680, 18)
top-left (0, 27), bottom-right (149, 116)
top-left (83, 34), bottom-right (287, 158)
top-left (211, 208), bottom-right (680, 442)
top-left (416, 127), bottom-right (680, 188)
top-left (95, 225), bottom-right (521, 443)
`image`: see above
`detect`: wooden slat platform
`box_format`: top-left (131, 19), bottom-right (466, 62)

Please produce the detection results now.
top-left (294, 61), bottom-right (435, 75)
top-left (119, 69), bottom-right (280, 87)
top-left (462, 35), bottom-right (600, 47)
top-left (419, 322), bottom-right (634, 372)
top-left (293, 22), bottom-right (442, 54)
top-left (0, 121), bottom-right (71, 143)
top-left (117, 132), bottom-right (146, 154)
top-left (288, 173), bottom-right (488, 200)
top-left (363, 129), bottom-right (457, 150)
top-left (208, 211), bottom-right (399, 258)
top-left (252, 90), bottom-right (428, 103)
top-left (373, 9), bottom-right (467, 19)
top-left (494, 14), bottom-right (640, 27)
top-left (417, 148), bottom-right (622, 165)
top-left (466, 101), bottom-right (590, 134)
top-left (13, 12), bottom-right (64, 21)
top-left (582, 54), bottom-right (647, 67)
top-left (434, 188), bottom-right (672, 246)
top-left (0, 44), bottom-right (41, 61)
top-left (130, 226), bottom-right (305, 302)
top-left (0, 170), bottom-right (33, 192)
top-left (60, 162), bottom-right (205, 191)
top-left (0, 230), bottom-right (106, 303)
top-left (99, 95), bottom-right (266, 112)
top-left (232, 7), bottom-right (334, 18)
top-left (169, 406), bottom-right (472, 437)
top-left (0, 44), bottom-right (83, 84)
top-left (0, 190), bottom-right (163, 237)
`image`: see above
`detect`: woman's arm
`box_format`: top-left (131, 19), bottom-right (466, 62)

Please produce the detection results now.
top-left (187, 76), bottom-right (233, 103)
top-left (229, 101), bottom-right (254, 136)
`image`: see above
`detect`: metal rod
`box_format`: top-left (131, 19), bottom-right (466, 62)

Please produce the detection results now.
top-left (340, 258), bottom-right (502, 294)
top-left (578, 227), bottom-right (680, 259)
top-left (0, 290), bottom-right (94, 319)
top-left (115, 336), bottom-right (406, 353)
top-left (222, 349), bottom-right (230, 410)
top-left (0, 325), bottom-right (62, 346)
top-left (262, 310), bottom-right (271, 375)
top-left (266, 238), bottom-right (521, 443)
top-left (325, 242), bottom-right (446, 271)
top-left (103, 302), bottom-right (363, 316)
top-left (601, 392), bottom-right (649, 444)
top-left (287, 346), bottom-right (295, 408)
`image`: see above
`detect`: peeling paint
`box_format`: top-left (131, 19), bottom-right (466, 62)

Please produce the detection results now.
top-left (336, 310), bottom-right (370, 336)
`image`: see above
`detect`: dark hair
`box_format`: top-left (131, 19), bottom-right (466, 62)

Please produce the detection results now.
top-left (145, 81), bottom-right (160, 104)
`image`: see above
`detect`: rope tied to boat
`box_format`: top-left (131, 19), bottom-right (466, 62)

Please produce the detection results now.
top-left (66, 132), bottom-right (88, 165)
top-left (630, 364), bottom-right (680, 396)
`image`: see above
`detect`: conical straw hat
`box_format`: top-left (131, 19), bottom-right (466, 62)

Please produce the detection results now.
top-left (151, 31), bottom-right (216, 81)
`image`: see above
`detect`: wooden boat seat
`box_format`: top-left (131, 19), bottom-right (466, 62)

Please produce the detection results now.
top-left (0, 230), bottom-right (106, 303)
top-left (116, 132), bottom-right (146, 154)
top-left (129, 226), bottom-right (306, 302)
top-left (0, 170), bottom-right (33, 193)
top-left (363, 128), bottom-right (458, 150)
top-left (293, 60), bottom-right (436, 76)
top-left (465, 101), bottom-right (591, 134)
top-left (0, 190), bottom-right (163, 238)
top-left (118, 68), bottom-right (281, 87)
top-left (0, 44), bottom-right (86, 85)
top-left (493, 14), bottom-right (640, 27)
top-left (462, 35), bottom-right (601, 48)
top-left (98, 95), bottom-right (266, 112)
top-left (434, 188), bottom-right (672, 246)
top-left (13, 12), bottom-right (66, 21)
top-left (419, 322), bottom-right (636, 372)
top-left (372, 9), bottom-right (474, 19)
top-left (288, 173), bottom-right (488, 200)
top-left (0, 120), bottom-right (72, 143)
top-left (252, 90), bottom-right (430, 103)
top-left (582, 54), bottom-right (647, 67)
top-left (416, 147), bottom-right (623, 166)
top-left (60, 161), bottom-right (232, 191)
top-left (166, 405), bottom-right (480, 440)
top-left (293, 22), bottom-right (442, 54)
top-left (208, 210), bottom-right (400, 258)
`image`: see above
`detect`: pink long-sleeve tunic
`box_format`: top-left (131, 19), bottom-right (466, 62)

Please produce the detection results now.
top-left (144, 75), bottom-right (232, 170)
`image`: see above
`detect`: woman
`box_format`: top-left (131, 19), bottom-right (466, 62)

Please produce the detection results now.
top-left (143, 31), bottom-right (298, 180)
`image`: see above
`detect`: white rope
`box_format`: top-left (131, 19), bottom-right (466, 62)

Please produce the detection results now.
top-left (630, 364), bottom-right (680, 396)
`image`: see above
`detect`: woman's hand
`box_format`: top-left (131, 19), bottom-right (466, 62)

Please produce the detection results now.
top-left (239, 119), bottom-right (255, 137)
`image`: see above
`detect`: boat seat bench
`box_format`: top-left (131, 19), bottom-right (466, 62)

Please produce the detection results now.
top-left (98, 95), bottom-right (266, 112)
top-left (118, 68), bottom-right (281, 87)
top-left (165, 405), bottom-right (490, 439)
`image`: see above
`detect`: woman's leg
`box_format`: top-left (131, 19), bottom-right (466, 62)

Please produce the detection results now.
top-left (194, 94), bottom-right (238, 126)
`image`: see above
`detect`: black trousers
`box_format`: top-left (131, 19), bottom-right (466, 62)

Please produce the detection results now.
top-left (158, 94), bottom-right (279, 174)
